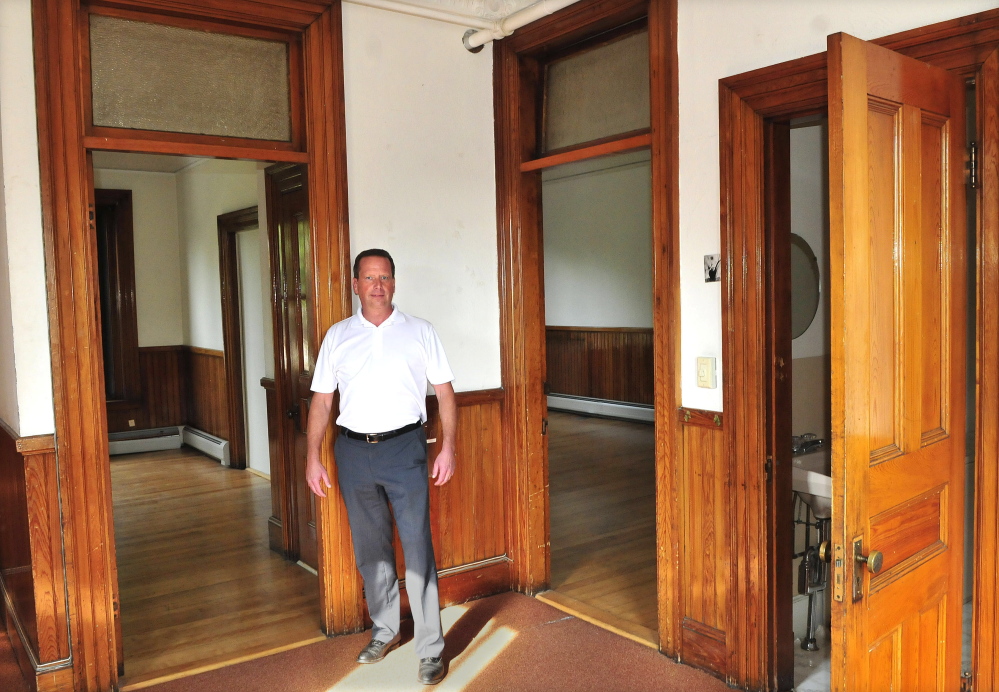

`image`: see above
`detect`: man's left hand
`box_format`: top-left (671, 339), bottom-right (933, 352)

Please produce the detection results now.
top-left (431, 447), bottom-right (455, 486)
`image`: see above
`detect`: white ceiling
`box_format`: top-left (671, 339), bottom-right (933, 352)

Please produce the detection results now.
top-left (91, 151), bottom-right (205, 173)
top-left (382, 0), bottom-right (538, 22)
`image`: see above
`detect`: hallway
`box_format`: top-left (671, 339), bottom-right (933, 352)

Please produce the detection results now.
top-left (111, 448), bottom-right (322, 688)
top-left (545, 410), bottom-right (657, 645)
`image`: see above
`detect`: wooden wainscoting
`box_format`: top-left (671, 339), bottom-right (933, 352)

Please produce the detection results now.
top-left (676, 408), bottom-right (728, 679)
top-left (0, 421), bottom-right (72, 692)
top-left (184, 347), bottom-right (228, 440)
top-left (106, 345), bottom-right (228, 439)
top-left (545, 327), bottom-right (653, 405)
top-left (107, 346), bottom-right (187, 433)
top-left (393, 389), bottom-right (510, 614)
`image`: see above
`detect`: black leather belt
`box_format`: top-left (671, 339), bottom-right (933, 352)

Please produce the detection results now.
top-left (340, 421), bottom-right (421, 443)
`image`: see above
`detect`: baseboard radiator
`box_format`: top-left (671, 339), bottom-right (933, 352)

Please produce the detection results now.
top-left (547, 394), bottom-right (655, 423)
top-left (182, 426), bottom-right (231, 466)
top-left (108, 426), bottom-right (183, 456)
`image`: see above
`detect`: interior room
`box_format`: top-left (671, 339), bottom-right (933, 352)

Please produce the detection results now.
top-left (6, 1), bottom-right (999, 691)
top-left (92, 152), bottom-right (321, 686)
top-left (541, 148), bottom-right (656, 644)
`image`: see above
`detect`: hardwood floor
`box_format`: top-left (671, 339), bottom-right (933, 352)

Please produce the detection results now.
top-left (111, 447), bottom-right (322, 688)
top-left (545, 410), bottom-right (658, 646)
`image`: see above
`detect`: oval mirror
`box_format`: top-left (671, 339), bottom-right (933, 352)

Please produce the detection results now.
top-left (790, 233), bottom-right (820, 339)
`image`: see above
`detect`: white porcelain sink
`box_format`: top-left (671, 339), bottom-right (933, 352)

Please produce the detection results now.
top-left (792, 449), bottom-right (832, 519)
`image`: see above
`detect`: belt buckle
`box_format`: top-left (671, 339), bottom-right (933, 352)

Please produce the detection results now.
top-left (365, 433), bottom-right (378, 443)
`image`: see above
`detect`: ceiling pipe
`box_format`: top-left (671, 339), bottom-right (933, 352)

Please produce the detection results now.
top-left (462, 0), bottom-right (583, 52)
top-left (345, 0), bottom-right (496, 30)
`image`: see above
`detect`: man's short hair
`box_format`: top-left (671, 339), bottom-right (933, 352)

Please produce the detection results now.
top-left (353, 249), bottom-right (395, 279)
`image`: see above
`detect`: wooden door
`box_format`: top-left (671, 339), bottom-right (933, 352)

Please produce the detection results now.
top-left (266, 163), bottom-right (318, 569)
top-left (828, 33), bottom-right (967, 691)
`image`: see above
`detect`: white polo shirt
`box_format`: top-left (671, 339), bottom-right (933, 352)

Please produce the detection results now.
top-left (311, 306), bottom-right (454, 434)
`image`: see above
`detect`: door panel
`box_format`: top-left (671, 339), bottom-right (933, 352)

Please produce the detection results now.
top-left (267, 163), bottom-right (318, 569)
top-left (828, 33), bottom-right (966, 691)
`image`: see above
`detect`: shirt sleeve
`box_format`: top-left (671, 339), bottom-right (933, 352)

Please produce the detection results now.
top-left (310, 326), bottom-right (339, 393)
top-left (424, 325), bottom-right (455, 386)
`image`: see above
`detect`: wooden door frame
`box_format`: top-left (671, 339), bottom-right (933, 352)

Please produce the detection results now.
top-left (494, 0), bottom-right (682, 652)
top-left (217, 205), bottom-right (260, 470)
top-left (719, 8), bottom-right (999, 689)
top-left (31, 2), bottom-right (354, 690)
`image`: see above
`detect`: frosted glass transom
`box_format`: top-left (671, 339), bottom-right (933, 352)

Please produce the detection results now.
top-left (89, 15), bottom-right (291, 141)
top-left (543, 29), bottom-right (650, 153)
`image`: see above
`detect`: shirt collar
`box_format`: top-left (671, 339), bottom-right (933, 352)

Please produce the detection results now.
top-left (355, 305), bottom-right (404, 328)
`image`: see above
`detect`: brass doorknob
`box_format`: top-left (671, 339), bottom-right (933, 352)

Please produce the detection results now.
top-left (855, 548), bottom-right (884, 574)
top-left (818, 541), bottom-right (832, 563)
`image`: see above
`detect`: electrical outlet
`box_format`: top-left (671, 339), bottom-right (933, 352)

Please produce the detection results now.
top-left (696, 357), bottom-right (717, 388)
top-left (128, 419), bottom-right (135, 427)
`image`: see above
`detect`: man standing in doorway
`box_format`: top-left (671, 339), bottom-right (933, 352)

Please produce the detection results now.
top-left (305, 248), bottom-right (457, 686)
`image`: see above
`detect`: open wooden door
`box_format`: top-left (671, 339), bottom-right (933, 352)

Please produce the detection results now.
top-left (267, 163), bottom-right (318, 570)
top-left (828, 32), bottom-right (967, 691)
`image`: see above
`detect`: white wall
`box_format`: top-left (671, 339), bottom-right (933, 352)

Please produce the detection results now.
top-left (342, 3), bottom-right (500, 393)
top-left (0, 0), bottom-right (54, 436)
top-left (237, 229), bottom-right (271, 475)
top-left (678, 0), bottom-right (998, 411)
top-left (176, 159), bottom-right (259, 350)
top-left (92, 169), bottom-right (184, 347)
top-left (542, 151), bottom-right (653, 329)
top-left (790, 124), bottom-right (828, 362)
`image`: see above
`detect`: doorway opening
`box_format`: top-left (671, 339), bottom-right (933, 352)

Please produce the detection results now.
top-left (93, 152), bottom-right (322, 688)
top-left (539, 148), bottom-right (657, 645)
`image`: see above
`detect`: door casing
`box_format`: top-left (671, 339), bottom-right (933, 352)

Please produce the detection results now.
top-left (720, 8), bottom-right (999, 690)
top-left (31, 2), bottom-right (354, 690)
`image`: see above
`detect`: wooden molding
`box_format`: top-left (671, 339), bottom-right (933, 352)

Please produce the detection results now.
top-left (217, 205), bottom-right (260, 470)
top-left (0, 419), bottom-right (56, 455)
top-left (717, 8), bottom-right (999, 689)
top-left (520, 132), bottom-right (652, 172)
top-left (678, 408), bottom-right (723, 429)
top-left (30, 2), bottom-right (353, 689)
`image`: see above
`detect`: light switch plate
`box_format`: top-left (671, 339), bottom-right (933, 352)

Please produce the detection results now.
top-left (696, 357), bottom-right (717, 388)
top-left (704, 254), bottom-right (721, 282)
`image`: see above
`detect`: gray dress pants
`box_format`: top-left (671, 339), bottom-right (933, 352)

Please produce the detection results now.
top-left (334, 426), bottom-right (444, 659)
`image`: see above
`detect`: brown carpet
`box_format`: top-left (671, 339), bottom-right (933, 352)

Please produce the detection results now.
top-left (136, 593), bottom-right (728, 692)
top-left (2, 594), bottom-right (731, 691)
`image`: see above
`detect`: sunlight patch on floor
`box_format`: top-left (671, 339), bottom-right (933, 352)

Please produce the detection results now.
top-left (329, 603), bottom-right (517, 691)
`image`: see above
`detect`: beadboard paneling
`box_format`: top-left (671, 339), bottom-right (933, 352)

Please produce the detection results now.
top-left (185, 347), bottom-right (228, 440)
top-left (546, 327), bottom-right (653, 404)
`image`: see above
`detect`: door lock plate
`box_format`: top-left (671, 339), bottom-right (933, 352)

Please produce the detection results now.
top-left (833, 543), bottom-right (845, 602)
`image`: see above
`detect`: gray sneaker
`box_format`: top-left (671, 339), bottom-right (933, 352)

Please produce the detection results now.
top-left (418, 656), bottom-right (446, 685)
top-left (356, 636), bottom-right (400, 664)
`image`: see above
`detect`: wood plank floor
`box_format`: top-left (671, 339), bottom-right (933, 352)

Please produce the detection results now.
top-left (546, 410), bottom-right (658, 645)
top-left (111, 448), bottom-right (322, 688)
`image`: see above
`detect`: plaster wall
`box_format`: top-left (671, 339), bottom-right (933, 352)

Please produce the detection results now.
top-left (342, 3), bottom-right (500, 393)
top-left (175, 159), bottom-right (259, 350)
top-left (542, 151), bottom-right (653, 329)
top-left (0, 0), bottom-right (53, 436)
top-left (92, 169), bottom-right (184, 347)
top-left (237, 228), bottom-right (271, 475)
top-left (677, 0), bottom-right (998, 411)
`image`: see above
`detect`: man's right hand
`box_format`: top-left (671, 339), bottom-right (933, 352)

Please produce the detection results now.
top-left (306, 457), bottom-right (332, 497)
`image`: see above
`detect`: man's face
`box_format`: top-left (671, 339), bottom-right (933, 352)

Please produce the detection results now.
top-left (352, 256), bottom-right (396, 313)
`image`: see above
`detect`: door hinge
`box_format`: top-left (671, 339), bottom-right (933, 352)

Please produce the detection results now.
top-left (969, 142), bottom-right (979, 189)
top-left (764, 456), bottom-right (773, 482)
top-left (961, 671), bottom-right (973, 692)
top-left (541, 418), bottom-right (548, 436)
